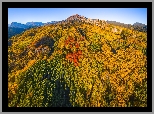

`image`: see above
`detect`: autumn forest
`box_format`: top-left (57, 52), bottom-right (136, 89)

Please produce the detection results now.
top-left (8, 14), bottom-right (147, 107)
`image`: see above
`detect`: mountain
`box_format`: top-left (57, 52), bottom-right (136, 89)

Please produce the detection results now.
top-left (133, 22), bottom-right (146, 26)
top-left (10, 22), bottom-right (29, 29)
top-left (26, 22), bottom-right (43, 26)
top-left (9, 22), bottom-right (40, 29)
top-left (9, 21), bottom-right (59, 29)
top-left (106, 20), bottom-right (147, 32)
top-left (8, 14), bottom-right (147, 107)
top-left (8, 21), bottom-right (58, 39)
top-left (66, 14), bottom-right (87, 21)
top-left (133, 22), bottom-right (147, 32)
top-left (8, 27), bottom-right (26, 39)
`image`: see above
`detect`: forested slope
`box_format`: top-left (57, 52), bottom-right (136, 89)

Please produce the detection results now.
top-left (8, 19), bottom-right (147, 107)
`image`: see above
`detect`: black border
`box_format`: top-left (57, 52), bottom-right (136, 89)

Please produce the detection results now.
top-left (3, 2), bottom-right (152, 112)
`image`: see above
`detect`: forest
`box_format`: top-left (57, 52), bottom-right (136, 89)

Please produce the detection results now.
top-left (8, 18), bottom-right (147, 107)
top-left (8, 27), bottom-right (26, 39)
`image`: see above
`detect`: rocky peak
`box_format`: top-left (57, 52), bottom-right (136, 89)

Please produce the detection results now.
top-left (66, 14), bottom-right (86, 21)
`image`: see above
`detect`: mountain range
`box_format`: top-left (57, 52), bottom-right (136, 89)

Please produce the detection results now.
top-left (9, 21), bottom-right (58, 29)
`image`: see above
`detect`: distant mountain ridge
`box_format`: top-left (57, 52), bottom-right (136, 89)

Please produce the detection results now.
top-left (106, 20), bottom-right (147, 32)
top-left (9, 21), bottom-right (58, 29)
top-left (8, 21), bottom-right (58, 38)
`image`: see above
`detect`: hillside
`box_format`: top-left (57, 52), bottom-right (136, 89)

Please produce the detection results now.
top-left (8, 27), bottom-right (39, 39)
top-left (8, 27), bottom-right (26, 39)
top-left (8, 14), bottom-right (147, 107)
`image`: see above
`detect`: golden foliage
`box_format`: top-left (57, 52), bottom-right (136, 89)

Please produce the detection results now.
top-left (8, 21), bottom-right (147, 107)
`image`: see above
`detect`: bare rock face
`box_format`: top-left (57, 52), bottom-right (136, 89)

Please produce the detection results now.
top-left (65, 14), bottom-right (87, 23)
top-left (112, 28), bottom-right (118, 33)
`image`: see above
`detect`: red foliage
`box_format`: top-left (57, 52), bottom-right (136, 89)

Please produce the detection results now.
top-left (70, 38), bottom-right (75, 42)
top-left (74, 62), bottom-right (78, 67)
top-left (73, 58), bottom-right (78, 63)
top-left (65, 36), bottom-right (83, 67)
top-left (69, 44), bottom-right (73, 48)
top-left (66, 50), bottom-right (82, 67)
top-left (77, 55), bottom-right (81, 60)
top-left (80, 36), bottom-right (85, 41)
top-left (65, 36), bottom-right (75, 47)
top-left (77, 50), bottom-right (82, 55)
top-left (68, 37), bottom-right (71, 41)
top-left (75, 43), bottom-right (79, 48)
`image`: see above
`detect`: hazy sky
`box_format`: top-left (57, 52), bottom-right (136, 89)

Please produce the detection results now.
top-left (8, 8), bottom-right (147, 25)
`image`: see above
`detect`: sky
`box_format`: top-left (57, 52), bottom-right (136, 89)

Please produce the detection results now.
top-left (8, 8), bottom-right (147, 25)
